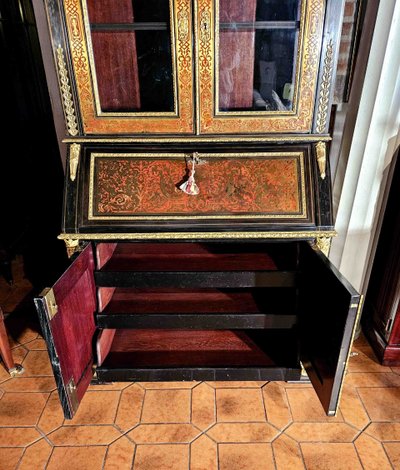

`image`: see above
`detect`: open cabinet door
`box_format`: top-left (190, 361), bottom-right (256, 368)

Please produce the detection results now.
top-left (299, 242), bottom-right (361, 416)
top-left (34, 245), bottom-right (96, 419)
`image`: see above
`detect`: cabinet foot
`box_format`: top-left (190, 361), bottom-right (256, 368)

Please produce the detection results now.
top-left (9, 364), bottom-right (24, 377)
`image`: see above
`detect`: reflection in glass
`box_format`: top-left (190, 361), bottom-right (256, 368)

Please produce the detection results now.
top-left (86, 0), bottom-right (174, 113)
top-left (218, 0), bottom-right (301, 112)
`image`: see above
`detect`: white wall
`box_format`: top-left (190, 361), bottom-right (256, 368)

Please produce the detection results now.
top-left (330, 0), bottom-right (400, 294)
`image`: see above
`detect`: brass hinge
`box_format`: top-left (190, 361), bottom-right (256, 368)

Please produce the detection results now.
top-left (66, 377), bottom-right (79, 414)
top-left (41, 288), bottom-right (58, 321)
top-left (299, 361), bottom-right (309, 378)
top-left (385, 317), bottom-right (394, 334)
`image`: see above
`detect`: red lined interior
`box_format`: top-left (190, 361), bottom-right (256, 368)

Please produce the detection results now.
top-left (87, 0), bottom-right (141, 111)
top-left (101, 329), bottom-right (276, 367)
top-left (100, 288), bottom-right (294, 315)
top-left (99, 243), bottom-right (280, 272)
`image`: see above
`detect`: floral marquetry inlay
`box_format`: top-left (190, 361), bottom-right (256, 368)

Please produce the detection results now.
top-left (89, 154), bottom-right (307, 220)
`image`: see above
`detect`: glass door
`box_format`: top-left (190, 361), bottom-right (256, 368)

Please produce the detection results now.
top-left (63, 0), bottom-right (194, 134)
top-left (196, 0), bottom-right (325, 134)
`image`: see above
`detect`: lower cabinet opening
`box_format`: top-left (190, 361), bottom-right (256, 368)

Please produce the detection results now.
top-left (93, 242), bottom-right (302, 382)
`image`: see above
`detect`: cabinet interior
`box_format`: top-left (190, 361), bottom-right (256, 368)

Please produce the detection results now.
top-left (94, 241), bottom-right (302, 380)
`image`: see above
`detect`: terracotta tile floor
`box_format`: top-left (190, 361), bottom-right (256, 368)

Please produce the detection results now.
top-left (1, 258), bottom-right (400, 469)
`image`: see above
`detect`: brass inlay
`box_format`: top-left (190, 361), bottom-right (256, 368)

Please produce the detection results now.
top-left (177, 6), bottom-right (189, 40)
top-left (315, 235), bottom-right (332, 256)
top-left (63, 0), bottom-right (194, 134)
top-left (299, 361), bottom-right (309, 378)
top-left (56, 45), bottom-right (78, 136)
top-left (64, 238), bottom-right (80, 257)
top-left (41, 288), bottom-right (58, 321)
top-left (200, 8), bottom-right (211, 43)
top-left (197, 0), bottom-right (325, 134)
top-left (58, 231), bottom-right (337, 241)
top-left (334, 295), bottom-right (364, 416)
top-left (63, 135), bottom-right (332, 144)
top-left (69, 143), bottom-right (81, 181)
top-left (315, 141), bottom-right (326, 179)
top-left (66, 377), bottom-right (79, 414)
top-left (88, 152), bottom-right (307, 221)
top-left (316, 39), bottom-right (334, 133)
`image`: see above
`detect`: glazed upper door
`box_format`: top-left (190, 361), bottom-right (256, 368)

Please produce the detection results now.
top-left (62, 0), bottom-right (194, 134)
top-left (196, 0), bottom-right (325, 134)
top-left (60, 0), bottom-right (327, 135)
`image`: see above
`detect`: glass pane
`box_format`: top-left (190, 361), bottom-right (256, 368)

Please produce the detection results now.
top-left (218, 0), bottom-right (301, 112)
top-left (86, 0), bottom-right (174, 113)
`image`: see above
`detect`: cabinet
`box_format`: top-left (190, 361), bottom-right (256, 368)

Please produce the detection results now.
top-left (35, 0), bottom-right (360, 419)
top-left (363, 152), bottom-right (400, 365)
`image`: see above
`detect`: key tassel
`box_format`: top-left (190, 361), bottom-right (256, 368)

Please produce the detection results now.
top-left (180, 157), bottom-right (199, 195)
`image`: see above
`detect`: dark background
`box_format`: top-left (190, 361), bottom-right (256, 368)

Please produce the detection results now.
top-left (0, 0), bottom-right (68, 290)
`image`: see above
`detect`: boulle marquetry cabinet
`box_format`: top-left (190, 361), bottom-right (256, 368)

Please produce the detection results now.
top-left (34, 0), bottom-right (361, 419)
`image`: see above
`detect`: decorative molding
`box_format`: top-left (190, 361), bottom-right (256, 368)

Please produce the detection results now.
top-left (316, 39), bottom-right (334, 133)
top-left (56, 45), bottom-right (78, 136)
top-left (69, 143), bottom-right (80, 181)
top-left (63, 238), bottom-right (80, 257)
top-left (58, 231), bottom-right (337, 241)
top-left (315, 236), bottom-right (332, 256)
top-left (315, 141), bottom-right (327, 179)
top-left (63, 135), bottom-right (332, 144)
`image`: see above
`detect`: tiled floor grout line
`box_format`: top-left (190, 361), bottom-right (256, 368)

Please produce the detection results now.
top-left (2, 278), bottom-right (400, 470)
top-left (381, 443), bottom-right (396, 469)
top-left (353, 440), bottom-right (371, 470)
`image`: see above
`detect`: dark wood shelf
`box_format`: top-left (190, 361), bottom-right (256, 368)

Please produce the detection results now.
top-left (96, 287), bottom-right (298, 329)
top-left (220, 20), bottom-right (300, 30)
top-left (96, 329), bottom-right (300, 382)
top-left (90, 22), bottom-right (168, 31)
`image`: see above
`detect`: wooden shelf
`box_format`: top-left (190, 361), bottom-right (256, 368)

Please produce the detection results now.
top-left (96, 288), bottom-right (298, 329)
top-left (96, 329), bottom-right (300, 382)
top-left (99, 243), bottom-right (284, 272)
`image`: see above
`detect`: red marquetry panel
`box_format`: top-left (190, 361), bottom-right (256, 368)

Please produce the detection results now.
top-left (92, 156), bottom-right (302, 217)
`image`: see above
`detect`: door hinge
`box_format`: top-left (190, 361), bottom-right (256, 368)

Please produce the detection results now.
top-left (385, 317), bottom-right (393, 334)
top-left (40, 288), bottom-right (58, 321)
top-left (66, 377), bottom-right (79, 414)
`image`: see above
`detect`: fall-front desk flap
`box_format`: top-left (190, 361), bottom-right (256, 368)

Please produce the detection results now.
top-left (64, 144), bottom-right (331, 234)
